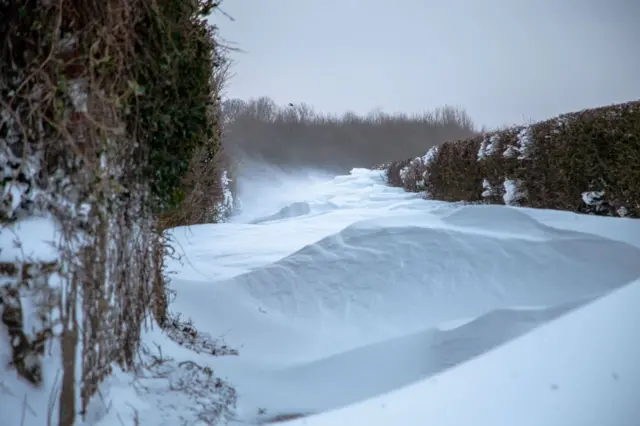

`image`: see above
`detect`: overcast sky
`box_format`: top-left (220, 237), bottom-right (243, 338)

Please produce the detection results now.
top-left (213, 0), bottom-right (640, 129)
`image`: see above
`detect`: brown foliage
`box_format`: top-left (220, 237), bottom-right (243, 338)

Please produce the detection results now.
top-left (0, 0), bottom-right (228, 424)
top-left (476, 127), bottom-right (524, 204)
top-left (522, 101), bottom-right (640, 215)
top-left (158, 146), bottom-right (234, 229)
top-left (425, 138), bottom-right (484, 202)
top-left (385, 100), bottom-right (640, 217)
top-left (386, 158), bottom-right (413, 188)
top-left (222, 97), bottom-right (477, 173)
top-left (1, 0), bottom-right (232, 424)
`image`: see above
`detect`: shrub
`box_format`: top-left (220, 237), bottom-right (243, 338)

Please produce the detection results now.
top-left (522, 101), bottom-right (640, 215)
top-left (385, 100), bottom-right (640, 217)
top-left (425, 137), bottom-right (483, 202)
top-left (129, 0), bottom-right (225, 215)
top-left (0, 0), bottom-right (226, 424)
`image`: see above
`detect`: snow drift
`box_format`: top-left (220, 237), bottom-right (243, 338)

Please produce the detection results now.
top-left (164, 168), bottom-right (640, 425)
top-left (3, 167), bottom-right (639, 426)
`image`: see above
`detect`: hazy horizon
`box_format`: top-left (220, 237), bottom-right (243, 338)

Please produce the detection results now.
top-left (213, 0), bottom-right (640, 129)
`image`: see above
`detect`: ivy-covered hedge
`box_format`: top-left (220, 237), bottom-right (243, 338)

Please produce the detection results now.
top-left (131, 0), bottom-right (223, 213)
top-left (0, 0), bottom-right (227, 424)
top-left (385, 100), bottom-right (640, 217)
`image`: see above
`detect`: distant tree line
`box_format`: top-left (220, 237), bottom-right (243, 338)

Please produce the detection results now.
top-left (221, 96), bottom-right (478, 174)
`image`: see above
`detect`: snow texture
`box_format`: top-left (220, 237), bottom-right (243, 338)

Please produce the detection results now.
top-left (477, 134), bottom-right (498, 159)
top-left (481, 178), bottom-right (497, 198)
top-left (503, 145), bottom-right (519, 158)
top-left (503, 179), bottom-right (527, 205)
top-left (3, 167), bottom-right (640, 426)
top-left (421, 145), bottom-right (438, 165)
top-left (582, 190), bottom-right (605, 205)
top-left (582, 190), bottom-right (605, 207)
top-left (215, 170), bottom-right (234, 222)
top-left (516, 125), bottom-right (533, 159)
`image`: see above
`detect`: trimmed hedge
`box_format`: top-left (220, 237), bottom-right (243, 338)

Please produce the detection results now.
top-left (386, 100), bottom-right (640, 217)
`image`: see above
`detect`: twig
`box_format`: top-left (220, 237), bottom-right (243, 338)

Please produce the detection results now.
top-left (20, 393), bottom-right (28, 426)
top-left (177, 360), bottom-right (205, 370)
top-left (9, 0), bottom-right (65, 109)
top-left (47, 369), bottom-right (61, 426)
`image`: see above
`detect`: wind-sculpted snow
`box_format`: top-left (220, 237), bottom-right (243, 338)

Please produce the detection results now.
top-left (439, 203), bottom-right (588, 239)
top-left (156, 168), bottom-right (640, 425)
top-left (250, 201), bottom-right (339, 224)
top-left (8, 169), bottom-right (635, 426)
top-left (291, 277), bottom-right (640, 426)
top-left (222, 210), bottom-right (640, 347)
top-left (256, 299), bottom-right (586, 414)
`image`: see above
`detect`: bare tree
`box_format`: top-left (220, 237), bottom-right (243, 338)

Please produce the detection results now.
top-left (221, 96), bottom-right (478, 173)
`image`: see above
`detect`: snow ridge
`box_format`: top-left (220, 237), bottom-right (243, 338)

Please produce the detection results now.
top-left (4, 168), bottom-right (640, 426)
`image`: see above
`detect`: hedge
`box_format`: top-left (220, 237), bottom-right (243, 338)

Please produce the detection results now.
top-left (385, 100), bottom-right (640, 217)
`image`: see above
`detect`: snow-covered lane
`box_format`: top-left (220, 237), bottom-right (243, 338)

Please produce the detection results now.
top-left (293, 276), bottom-right (640, 426)
top-left (163, 168), bottom-right (640, 424)
top-left (4, 168), bottom-right (638, 426)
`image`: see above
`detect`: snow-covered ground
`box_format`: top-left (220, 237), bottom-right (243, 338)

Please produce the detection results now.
top-left (2, 167), bottom-right (640, 425)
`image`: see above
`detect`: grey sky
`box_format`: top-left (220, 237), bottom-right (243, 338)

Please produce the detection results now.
top-left (214, 0), bottom-right (640, 129)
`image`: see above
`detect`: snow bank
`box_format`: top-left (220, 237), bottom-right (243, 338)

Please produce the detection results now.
top-left (163, 168), bottom-right (640, 425)
top-left (6, 167), bottom-right (637, 426)
top-left (291, 276), bottom-right (640, 426)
